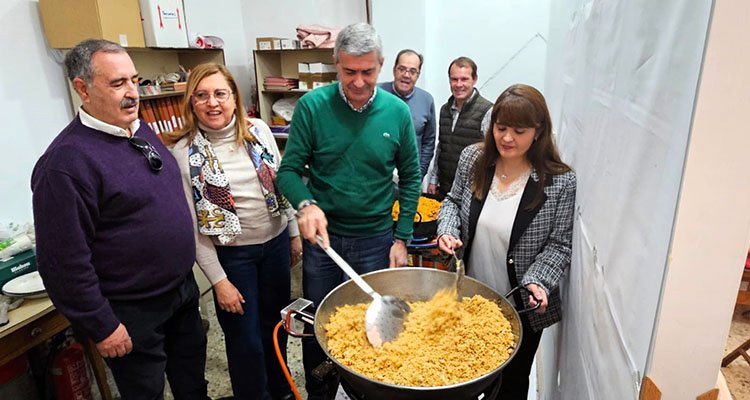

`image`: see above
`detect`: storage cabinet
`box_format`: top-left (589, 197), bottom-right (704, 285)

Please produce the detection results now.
top-left (253, 48), bottom-right (336, 132)
top-left (39, 0), bottom-right (191, 49)
top-left (39, 0), bottom-right (145, 48)
top-left (0, 311), bottom-right (68, 366)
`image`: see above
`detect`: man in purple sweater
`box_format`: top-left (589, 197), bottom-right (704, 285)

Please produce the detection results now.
top-left (31, 39), bottom-right (207, 399)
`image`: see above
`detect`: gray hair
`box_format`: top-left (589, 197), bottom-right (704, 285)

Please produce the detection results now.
top-left (334, 23), bottom-right (382, 61)
top-left (64, 39), bottom-right (126, 84)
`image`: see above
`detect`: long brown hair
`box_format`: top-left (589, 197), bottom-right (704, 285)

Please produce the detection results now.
top-left (472, 84), bottom-right (571, 208)
top-left (165, 63), bottom-right (251, 146)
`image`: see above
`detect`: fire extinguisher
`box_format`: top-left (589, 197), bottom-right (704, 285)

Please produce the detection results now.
top-left (247, 103), bottom-right (259, 118)
top-left (50, 342), bottom-right (93, 400)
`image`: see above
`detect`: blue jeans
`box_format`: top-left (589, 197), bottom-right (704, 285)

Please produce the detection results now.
top-left (301, 230), bottom-right (393, 398)
top-left (214, 228), bottom-right (292, 400)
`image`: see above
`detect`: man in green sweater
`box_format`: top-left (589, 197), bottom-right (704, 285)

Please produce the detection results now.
top-left (276, 22), bottom-right (420, 399)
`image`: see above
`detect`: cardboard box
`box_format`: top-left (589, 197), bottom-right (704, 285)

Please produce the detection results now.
top-left (309, 63), bottom-right (336, 74)
top-left (39, 0), bottom-right (145, 48)
top-left (139, 0), bottom-right (189, 48)
top-left (298, 72), bottom-right (310, 86)
top-left (256, 37), bottom-right (283, 51)
top-left (281, 39), bottom-right (300, 50)
top-left (159, 81), bottom-right (187, 92)
top-left (0, 250), bottom-right (37, 289)
top-left (299, 72), bottom-right (337, 91)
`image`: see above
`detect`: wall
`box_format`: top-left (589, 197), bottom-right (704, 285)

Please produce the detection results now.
top-left (371, 0), bottom-right (427, 83)
top-left (423, 0), bottom-right (550, 107)
top-left (0, 0), bottom-right (72, 226)
top-left (183, 0), bottom-right (252, 104)
top-left (374, 0), bottom-right (549, 108)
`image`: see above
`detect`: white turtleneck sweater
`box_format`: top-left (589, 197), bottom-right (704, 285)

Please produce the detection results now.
top-left (170, 117), bottom-right (298, 285)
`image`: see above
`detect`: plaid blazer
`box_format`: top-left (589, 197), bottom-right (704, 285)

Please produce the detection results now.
top-left (437, 143), bottom-right (576, 331)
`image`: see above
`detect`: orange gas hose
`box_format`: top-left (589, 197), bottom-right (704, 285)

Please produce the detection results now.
top-left (274, 321), bottom-right (303, 400)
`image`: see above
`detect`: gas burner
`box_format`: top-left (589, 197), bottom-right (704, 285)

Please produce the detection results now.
top-left (338, 376), bottom-right (501, 400)
top-left (340, 379), bottom-right (365, 400)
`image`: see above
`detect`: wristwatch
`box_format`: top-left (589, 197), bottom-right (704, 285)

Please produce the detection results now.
top-left (297, 199), bottom-right (318, 211)
top-left (394, 238), bottom-right (412, 246)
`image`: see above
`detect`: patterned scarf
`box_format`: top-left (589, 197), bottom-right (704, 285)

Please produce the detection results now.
top-left (188, 122), bottom-right (292, 244)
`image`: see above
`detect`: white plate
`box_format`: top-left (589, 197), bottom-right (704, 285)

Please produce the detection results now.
top-left (2, 271), bottom-right (46, 298)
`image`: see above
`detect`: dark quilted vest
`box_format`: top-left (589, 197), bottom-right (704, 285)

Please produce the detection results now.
top-left (437, 91), bottom-right (493, 191)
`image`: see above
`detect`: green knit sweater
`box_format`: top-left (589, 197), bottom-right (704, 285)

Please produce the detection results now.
top-left (277, 84), bottom-right (421, 239)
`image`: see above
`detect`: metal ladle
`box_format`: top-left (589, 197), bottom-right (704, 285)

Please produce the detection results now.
top-left (315, 236), bottom-right (410, 347)
top-left (452, 252), bottom-right (465, 300)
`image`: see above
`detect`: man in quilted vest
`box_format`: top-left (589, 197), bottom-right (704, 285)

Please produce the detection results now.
top-left (427, 56), bottom-right (493, 200)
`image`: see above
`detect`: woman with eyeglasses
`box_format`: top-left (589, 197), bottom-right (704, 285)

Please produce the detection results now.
top-left (165, 63), bottom-right (300, 400)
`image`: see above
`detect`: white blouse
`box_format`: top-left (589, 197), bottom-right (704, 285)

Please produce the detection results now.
top-left (467, 179), bottom-right (527, 305)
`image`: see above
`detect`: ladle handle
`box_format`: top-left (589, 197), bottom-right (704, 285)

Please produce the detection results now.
top-left (453, 253), bottom-right (464, 295)
top-left (315, 235), bottom-right (379, 300)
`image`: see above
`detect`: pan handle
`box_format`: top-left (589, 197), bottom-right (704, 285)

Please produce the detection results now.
top-left (504, 286), bottom-right (542, 315)
top-left (315, 235), bottom-right (379, 300)
top-left (284, 309), bottom-right (315, 338)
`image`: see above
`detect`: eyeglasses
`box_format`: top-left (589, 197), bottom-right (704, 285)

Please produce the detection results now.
top-left (396, 66), bottom-right (419, 76)
top-left (129, 136), bottom-right (163, 171)
top-left (192, 89), bottom-right (233, 104)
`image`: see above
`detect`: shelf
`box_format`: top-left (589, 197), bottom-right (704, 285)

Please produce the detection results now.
top-left (140, 90), bottom-right (186, 100)
top-left (255, 48), bottom-right (334, 53)
top-left (253, 48), bottom-right (334, 131)
top-left (261, 89), bottom-right (310, 93)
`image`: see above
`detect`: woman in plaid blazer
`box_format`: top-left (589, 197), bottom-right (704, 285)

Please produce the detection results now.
top-left (437, 84), bottom-right (576, 399)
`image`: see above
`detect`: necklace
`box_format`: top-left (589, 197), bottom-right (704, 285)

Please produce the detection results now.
top-left (490, 169), bottom-right (532, 201)
top-left (497, 160), bottom-right (531, 182)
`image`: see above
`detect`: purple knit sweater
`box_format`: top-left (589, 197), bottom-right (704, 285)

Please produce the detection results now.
top-left (31, 117), bottom-right (195, 342)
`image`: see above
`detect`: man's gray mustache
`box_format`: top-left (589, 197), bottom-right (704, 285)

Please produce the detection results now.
top-left (121, 98), bottom-right (139, 108)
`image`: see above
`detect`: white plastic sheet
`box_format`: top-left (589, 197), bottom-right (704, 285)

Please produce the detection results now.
top-left (543, 0), bottom-right (712, 398)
